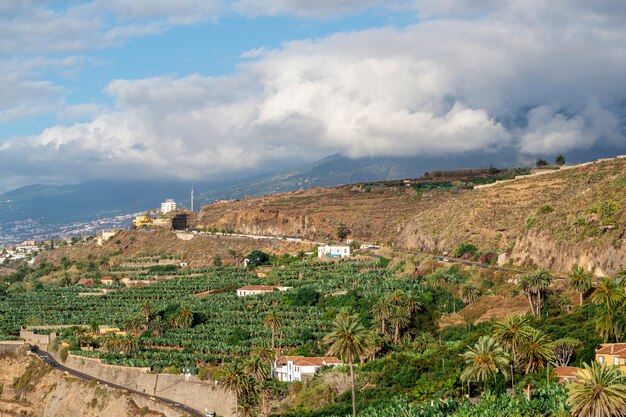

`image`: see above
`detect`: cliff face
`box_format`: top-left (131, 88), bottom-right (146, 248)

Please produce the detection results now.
top-left (197, 158), bottom-right (625, 275)
top-left (396, 158), bottom-right (626, 275)
top-left (198, 186), bottom-right (425, 244)
top-left (0, 352), bottom-right (185, 417)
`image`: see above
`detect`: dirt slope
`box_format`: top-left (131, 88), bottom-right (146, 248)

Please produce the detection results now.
top-left (197, 157), bottom-right (626, 275)
top-left (0, 351), bottom-right (185, 417)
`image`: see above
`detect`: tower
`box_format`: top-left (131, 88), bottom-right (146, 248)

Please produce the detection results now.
top-left (191, 183), bottom-right (194, 212)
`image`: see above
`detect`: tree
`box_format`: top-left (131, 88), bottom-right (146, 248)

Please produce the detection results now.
top-left (220, 362), bottom-right (256, 417)
top-left (213, 255), bottom-right (223, 267)
top-left (570, 266), bottom-right (593, 307)
top-left (493, 314), bottom-right (532, 389)
top-left (536, 159), bottom-right (549, 167)
top-left (139, 301), bottom-right (154, 324)
top-left (337, 223), bottom-right (351, 240)
top-left (246, 250), bottom-right (270, 268)
top-left (454, 242), bottom-right (477, 258)
top-left (264, 312), bottom-right (282, 350)
top-left (519, 328), bottom-right (554, 374)
top-left (591, 277), bottom-right (625, 342)
top-left (519, 268), bottom-right (552, 317)
top-left (555, 154), bottom-right (566, 166)
top-left (371, 298), bottom-right (390, 335)
top-left (323, 312), bottom-right (373, 417)
top-left (551, 338), bottom-right (581, 367)
top-left (567, 362), bottom-right (626, 417)
top-left (459, 283), bottom-right (481, 305)
top-left (460, 336), bottom-right (510, 394)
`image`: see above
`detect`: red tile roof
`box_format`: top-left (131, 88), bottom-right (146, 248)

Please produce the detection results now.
top-left (596, 343), bottom-right (626, 357)
top-left (237, 285), bottom-right (281, 291)
top-left (277, 355), bottom-right (343, 367)
top-left (554, 366), bottom-right (581, 382)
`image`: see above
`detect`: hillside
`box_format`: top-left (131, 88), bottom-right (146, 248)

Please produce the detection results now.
top-left (0, 349), bottom-right (186, 417)
top-left (198, 157), bottom-right (626, 275)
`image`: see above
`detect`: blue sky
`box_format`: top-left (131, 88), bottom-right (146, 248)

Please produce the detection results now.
top-left (1, 0), bottom-right (625, 193)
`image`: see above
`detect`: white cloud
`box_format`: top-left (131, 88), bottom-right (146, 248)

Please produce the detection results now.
top-left (1, 0), bottom-right (626, 190)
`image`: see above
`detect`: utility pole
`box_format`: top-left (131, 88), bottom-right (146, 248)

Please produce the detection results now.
top-left (191, 183), bottom-right (194, 212)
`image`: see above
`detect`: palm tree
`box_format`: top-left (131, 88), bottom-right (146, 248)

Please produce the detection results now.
top-left (150, 315), bottom-right (168, 336)
top-left (244, 355), bottom-right (270, 381)
top-left (119, 335), bottom-right (139, 355)
top-left (264, 313), bottom-right (282, 350)
top-left (591, 277), bottom-right (625, 342)
top-left (570, 266), bottom-right (593, 307)
top-left (459, 283), bottom-right (481, 305)
top-left (519, 328), bottom-right (554, 375)
top-left (460, 336), bottom-right (510, 394)
top-left (220, 362), bottom-right (256, 417)
top-left (493, 314), bottom-right (532, 389)
top-left (176, 307), bottom-right (193, 329)
top-left (322, 312), bottom-right (372, 417)
top-left (519, 268), bottom-right (552, 317)
top-left (567, 362), bottom-right (626, 417)
top-left (140, 301), bottom-right (154, 324)
top-left (371, 297), bottom-right (390, 335)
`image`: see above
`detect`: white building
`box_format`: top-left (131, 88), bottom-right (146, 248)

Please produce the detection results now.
top-left (236, 285), bottom-right (291, 297)
top-left (160, 199), bottom-right (177, 214)
top-left (318, 245), bottom-right (350, 258)
top-left (273, 356), bottom-right (343, 382)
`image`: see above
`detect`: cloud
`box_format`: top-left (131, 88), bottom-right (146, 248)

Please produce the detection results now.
top-left (233, 0), bottom-right (395, 18)
top-left (1, 0), bottom-right (626, 191)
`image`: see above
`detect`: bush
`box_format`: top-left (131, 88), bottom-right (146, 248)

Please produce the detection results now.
top-left (537, 204), bottom-right (554, 214)
top-left (454, 243), bottom-right (477, 258)
top-left (246, 250), bottom-right (270, 267)
top-left (60, 347), bottom-right (69, 362)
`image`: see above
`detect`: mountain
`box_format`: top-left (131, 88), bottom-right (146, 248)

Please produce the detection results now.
top-left (196, 151), bottom-right (520, 204)
top-left (0, 180), bottom-right (210, 226)
top-left (197, 156), bottom-right (626, 275)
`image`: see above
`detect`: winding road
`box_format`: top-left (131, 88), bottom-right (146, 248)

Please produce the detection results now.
top-left (30, 346), bottom-right (205, 417)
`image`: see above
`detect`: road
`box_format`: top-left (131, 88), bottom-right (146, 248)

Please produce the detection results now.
top-left (392, 249), bottom-right (568, 281)
top-left (30, 347), bottom-right (205, 417)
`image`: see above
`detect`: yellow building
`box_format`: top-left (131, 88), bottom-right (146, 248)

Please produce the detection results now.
top-left (132, 214), bottom-right (153, 228)
top-left (595, 343), bottom-right (626, 371)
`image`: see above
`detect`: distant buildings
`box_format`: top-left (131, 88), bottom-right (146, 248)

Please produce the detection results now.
top-left (160, 199), bottom-right (177, 214)
top-left (272, 355), bottom-right (343, 382)
top-left (318, 245), bottom-right (351, 258)
top-left (96, 230), bottom-right (117, 246)
top-left (236, 285), bottom-right (291, 297)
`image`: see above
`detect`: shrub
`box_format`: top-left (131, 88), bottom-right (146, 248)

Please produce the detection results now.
top-left (246, 250), bottom-right (270, 267)
top-left (537, 204), bottom-right (554, 214)
top-left (454, 243), bottom-right (477, 258)
top-left (60, 347), bottom-right (69, 362)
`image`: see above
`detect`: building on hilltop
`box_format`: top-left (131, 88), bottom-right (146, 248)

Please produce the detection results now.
top-left (236, 285), bottom-right (291, 297)
top-left (160, 199), bottom-right (177, 214)
top-left (318, 245), bottom-right (350, 258)
top-left (272, 355), bottom-right (343, 382)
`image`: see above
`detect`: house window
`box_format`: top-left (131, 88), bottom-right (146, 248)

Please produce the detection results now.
top-left (615, 356), bottom-right (620, 365)
top-left (599, 356), bottom-right (605, 365)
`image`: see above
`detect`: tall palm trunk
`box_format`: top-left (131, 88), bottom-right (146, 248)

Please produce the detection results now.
top-left (271, 327), bottom-right (275, 350)
top-left (579, 291), bottom-right (583, 307)
top-left (349, 361), bottom-right (357, 417)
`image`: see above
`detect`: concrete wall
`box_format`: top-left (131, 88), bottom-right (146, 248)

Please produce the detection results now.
top-left (51, 351), bottom-right (235, 417)
top-left (20, 330), bottom-right (57, 346)
top-left (0, 341), bottom-right (27, 354)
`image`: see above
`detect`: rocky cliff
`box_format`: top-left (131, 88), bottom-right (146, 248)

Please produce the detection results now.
top-left (0, 350), bottom-right (187, 417)
top-left (198, 157), bottom-right (625, 275)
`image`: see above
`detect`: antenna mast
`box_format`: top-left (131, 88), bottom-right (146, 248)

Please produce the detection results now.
top-left (191, 183), bottom-right (194, 212)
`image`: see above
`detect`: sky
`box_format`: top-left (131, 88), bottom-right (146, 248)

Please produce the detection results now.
top-left (1, 0), bottom-right (625, 193)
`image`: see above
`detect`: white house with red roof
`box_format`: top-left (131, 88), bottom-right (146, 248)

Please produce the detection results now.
top-left (272, 355), bottom-right (344, 382)
top-left (236, 285), bottom-right (291, 297)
